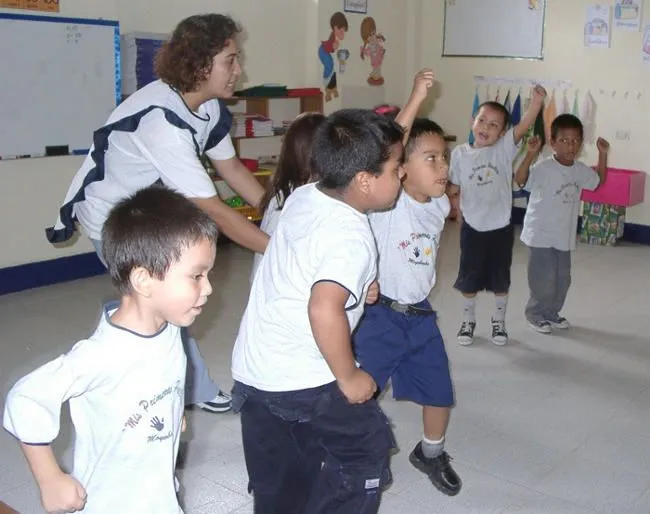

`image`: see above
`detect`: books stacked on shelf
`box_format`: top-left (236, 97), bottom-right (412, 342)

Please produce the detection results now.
top-left (231, 113), bottom-right (274, 138)
top-left (121, 32), bottom-right (168, 98)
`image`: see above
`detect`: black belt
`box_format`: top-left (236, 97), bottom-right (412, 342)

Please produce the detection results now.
top-left (378, 295), bottom-right (434, 316)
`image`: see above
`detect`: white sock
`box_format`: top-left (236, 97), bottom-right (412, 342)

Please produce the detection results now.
top-left (421, 434), bottom-right (445, 459)
top-left (494, 295), bottom-right (508, 322)
top-left (463, 297), bottom-right (476, 323)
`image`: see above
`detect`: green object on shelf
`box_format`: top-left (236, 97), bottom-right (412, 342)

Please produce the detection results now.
top-left (225, 196), bottom-right (245, 208)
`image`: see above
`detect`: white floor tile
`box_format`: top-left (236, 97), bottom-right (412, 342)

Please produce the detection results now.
top-left (1, 223), bottom-right (649, 513)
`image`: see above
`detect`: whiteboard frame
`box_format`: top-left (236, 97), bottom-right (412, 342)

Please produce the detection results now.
top-left (441, 1), bottom-right (546, 60)
top-left (0, 12), bottom-right (121, 157)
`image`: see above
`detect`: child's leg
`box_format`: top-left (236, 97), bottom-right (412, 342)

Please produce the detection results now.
top-left (393, 309), bottom-right (461, 496)
top-left (233, 384), bottom-right (323, 514)
top-left (422, 405), bottom-right (450, 454)
top-left (487, 224), bottom-right (515, 344)
top-left (304, 384), bottom-right (394, 514)
top-left (525, 246), bottom-right (557, 330)
top-left (454, 221), bottom-right (488, 345)
top-left (550, 249), bottom-right (572, 327)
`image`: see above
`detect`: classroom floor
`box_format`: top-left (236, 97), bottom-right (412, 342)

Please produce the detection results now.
top-left (1, 222), bottom-right (650, 514)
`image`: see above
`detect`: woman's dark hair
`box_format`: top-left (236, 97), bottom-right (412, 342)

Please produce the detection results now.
top-left (155, 14), bottom-right (241, 93)
top-left (258, 112), bottom-right (326, 214)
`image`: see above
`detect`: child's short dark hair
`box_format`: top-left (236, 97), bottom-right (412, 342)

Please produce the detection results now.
top-left (477, 101), bottom-right (510, 129)
top-left (405, 118), bottom-right (445, 160)
top-left (330, 11), bottom-right (348, 30)
top-left (551, 114), bottom-right (584, 140)
top-left (102, 185), bottom-right (219, 294)
top-left (155, 14), bottom-right (241, 93)
top-left (310, 109), bottom-right (403, 189)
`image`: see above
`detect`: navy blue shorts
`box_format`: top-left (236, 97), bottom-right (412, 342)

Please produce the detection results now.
top-left (454, 220), bottom-right (514, 294)
top-left (353, 300), bottom-right (454, 407)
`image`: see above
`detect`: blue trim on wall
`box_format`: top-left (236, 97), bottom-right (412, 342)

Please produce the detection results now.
top-left (0, 252), bottom-right (106, 296)
top-left (512, 206), bottom-right (650, 245)
top-left (2, 215), bottom-right (648, 297)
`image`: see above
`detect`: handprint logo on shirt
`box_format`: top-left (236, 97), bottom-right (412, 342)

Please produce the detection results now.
top-left (150, 416), bottom-right (165, 432)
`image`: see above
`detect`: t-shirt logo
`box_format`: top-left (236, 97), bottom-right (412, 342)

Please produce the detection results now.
top-left (469, 163), bottom-right (500, 186)
top-left (397, 232), bottom-right (438, 267)
top-left (554, 182), bottom-right (580, 204)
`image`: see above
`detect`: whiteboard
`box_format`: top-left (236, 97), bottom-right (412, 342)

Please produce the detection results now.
top-left (442, 0), bottom-right (545, 59)
top-left (0, 13), bottom-right (120, 159)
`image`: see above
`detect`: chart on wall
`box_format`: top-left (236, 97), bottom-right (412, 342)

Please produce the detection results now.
top-left (443, 0), bottom-right (545, 59)
top-left (0, 0), bottom-right (59, 12)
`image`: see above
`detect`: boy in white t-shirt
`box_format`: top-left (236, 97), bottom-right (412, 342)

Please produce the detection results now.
top-left (354, 118), bottom-right (461, 496)
top-left (448, 85), bottom-right (547, 346)
top-left (231, 109), bottom-right (404, 514)
top-left (3, 185), bottom-right (218, 514)
top-left (515, 114), bottom-right (609, 333)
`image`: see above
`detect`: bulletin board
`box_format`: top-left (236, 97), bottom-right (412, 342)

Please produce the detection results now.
top-left (442, 0), bottom-right (546, 59)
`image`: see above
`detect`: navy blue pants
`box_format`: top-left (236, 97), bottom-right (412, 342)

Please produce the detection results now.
top-left (232, 381), bottom-right (395, 514)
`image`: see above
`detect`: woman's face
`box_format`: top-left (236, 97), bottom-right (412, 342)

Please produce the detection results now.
top-left (203, 39), bottom-right (242, 98)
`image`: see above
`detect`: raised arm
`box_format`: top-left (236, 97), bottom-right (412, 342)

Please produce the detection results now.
top-left (514, 136), bottom-right (542, 188)
top-left (595, 137), bottom-right (610, 185)
top-left (394, 69), bottom-right (435, 143)
top-left (514, 85), bottom-right (547, 143)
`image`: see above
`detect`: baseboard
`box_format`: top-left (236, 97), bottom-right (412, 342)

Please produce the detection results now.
top-left (512, 207), bottom-right (650, 245)
top-left (0, 252), bottom-right (106, 296)
top-left (2, 217), bottom-right (649, 297)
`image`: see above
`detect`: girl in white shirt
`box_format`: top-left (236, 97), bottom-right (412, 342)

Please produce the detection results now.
top-left (251, 112), bottom-right (326, 280)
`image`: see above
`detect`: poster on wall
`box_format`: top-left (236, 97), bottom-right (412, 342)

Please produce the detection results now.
top-left (318, 12), bottom-right (349, 102)
top-left (0, 0), bottom-right (60, 12)
top-left (360, 17), bottom-right (385, 86)
top-left (584, 4), bottom-right (611, 48)
top-left (614, 0), bottom-right (642, 31)
top-left (344, 0), bottom-right (367, 14)
top-left (642, 25), bottom-right (650, 63)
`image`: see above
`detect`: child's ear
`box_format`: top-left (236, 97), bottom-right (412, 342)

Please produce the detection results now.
top-left (355, 170), bottom-right (373, 195)
top-left (129, 266), bottom-right (155, 297)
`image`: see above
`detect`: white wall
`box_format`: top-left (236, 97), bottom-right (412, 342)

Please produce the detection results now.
top-left (419, 0), bottom-right (650, 225)
top-left (0, 0), bottom-right (413, 268)
top-left (5, 0), bottom-right (648, 269)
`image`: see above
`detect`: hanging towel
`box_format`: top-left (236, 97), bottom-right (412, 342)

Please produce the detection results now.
top-left (572, 91), bottom-right (580, 117)
top-left (543, 91), bottom-right (557, 144)
top-left (580, 91), bottom-right (597, 144)
top-left (495, 87), bottom-right (501, 103)
top-left (503, 90), bottom-right (512, 113)
top-left (534, 105), bottom-right (546, 146)
top-left (559, 90), bottom-right (571, 115)
top-left (468, 88), bottom-right (480, 145)
top-left (511, 90), bottom-right (522, 126)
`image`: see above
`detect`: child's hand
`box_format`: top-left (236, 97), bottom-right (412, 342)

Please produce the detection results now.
top-left (366, 280), bottom-right (379, 304)
top-left (596, 137), bottom-right (610, 154)
top-left (531, 84), bottom-right (547, 105)
top-left (411, 68), bottom-right (435, 100)
top-left (40, 472), bottom-right (87, 513)
top-left (527, 135), bottom-right (542, 154)
top-left (182, 415), bottom-right (187, 433)
top-left (338, 369), bottom-right (377, 404)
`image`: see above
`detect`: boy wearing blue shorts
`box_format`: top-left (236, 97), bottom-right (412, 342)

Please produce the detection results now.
top-left (354, 119), bottom-right (461, 496)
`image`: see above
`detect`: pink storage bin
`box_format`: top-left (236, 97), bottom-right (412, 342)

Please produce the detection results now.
top-left (581, 168), bottom-right (646, 207)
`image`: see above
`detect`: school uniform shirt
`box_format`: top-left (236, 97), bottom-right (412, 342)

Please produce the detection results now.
top-left (521, 156), bottom-right (600, 252)
top-left (250, 192), bottom-right (283, 283)
top-left (46, 79), bottom-right (235, 243)
top-left (3, 303), bottom-right (186, 514)
top-left (370, 190), bottom-right (450, 305)
top-left (449, 127), bottom-right (519, 232)
top-left (232, 183), bottom-right (377, 392)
